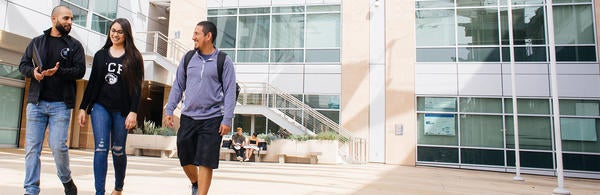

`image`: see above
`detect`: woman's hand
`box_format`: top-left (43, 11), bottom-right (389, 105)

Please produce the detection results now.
top-left (125, 112), bottom-right (137, 130)
top-left (77, 109), bottom-right (87, 128)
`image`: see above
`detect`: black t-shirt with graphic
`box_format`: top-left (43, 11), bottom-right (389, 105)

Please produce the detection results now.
top-left (40, 36), bottom-right (68, 102)
top-left (97, 53), bottom-right (125, 112)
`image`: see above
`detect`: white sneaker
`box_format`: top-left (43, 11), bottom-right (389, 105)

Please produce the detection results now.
top-left (236, 156), bottom-right (243, 161)
top-left (245, 158), bottom-right (249, 162)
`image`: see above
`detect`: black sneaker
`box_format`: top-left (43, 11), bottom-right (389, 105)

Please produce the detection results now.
top-left (62, 179), bottom-right (77, 195)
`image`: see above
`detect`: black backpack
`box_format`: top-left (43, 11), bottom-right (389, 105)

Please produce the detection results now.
top-left (183, 50), bottom-right (240, 100)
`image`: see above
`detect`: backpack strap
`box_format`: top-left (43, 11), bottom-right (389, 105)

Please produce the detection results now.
top-left (217, 51), bottom-right (227, 84)
top-left (182, 50), bottom-right (196, 81)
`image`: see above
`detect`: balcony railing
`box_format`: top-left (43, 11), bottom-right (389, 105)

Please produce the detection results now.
top-left (135, 31), bottom-right (188, 64)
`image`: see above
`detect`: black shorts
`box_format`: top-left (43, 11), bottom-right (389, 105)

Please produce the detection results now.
top-left (177, 115), bottom-right (223, 169)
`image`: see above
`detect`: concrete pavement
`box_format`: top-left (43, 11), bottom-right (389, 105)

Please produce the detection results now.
top-left (0, 148), bottom-right (598, 194)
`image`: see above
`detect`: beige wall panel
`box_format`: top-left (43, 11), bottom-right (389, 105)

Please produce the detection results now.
top-left (341, 1), bottom-right (371, 141)
top-left (385, 0), bottom-right (416, 165)
top-left (168, 0), bottom-right (205, 49)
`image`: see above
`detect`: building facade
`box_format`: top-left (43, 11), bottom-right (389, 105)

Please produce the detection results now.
top-left (1, 0), bottom-right (598, 179)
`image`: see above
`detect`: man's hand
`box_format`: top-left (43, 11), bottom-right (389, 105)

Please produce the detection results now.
top-left (42, 62), bottom-right (59, 77)
top-left (125, 112), bottom-right (137, 130)
top-left (164, 115), bottom-right (174, 129)
top-left (33, 67), bottom-right (44, 81)
top-left (219, 124), bottom-right (231, 136)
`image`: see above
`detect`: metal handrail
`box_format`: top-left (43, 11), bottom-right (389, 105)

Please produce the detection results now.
top-left (236, 82), bottom-right (367, 163)
top-left (135, 31), bottom-right (188, 64)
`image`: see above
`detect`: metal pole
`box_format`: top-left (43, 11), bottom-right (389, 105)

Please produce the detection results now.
top-left (545, 0), bottom-right (570, 194)
top-left (506, 0), bottom-right (524, 181)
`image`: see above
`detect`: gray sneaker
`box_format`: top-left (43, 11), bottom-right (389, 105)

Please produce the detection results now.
top-left (191, 185), bottom-right (198, 195)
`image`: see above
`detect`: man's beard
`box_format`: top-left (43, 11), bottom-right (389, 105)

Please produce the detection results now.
top-left (55, 22), bottom-right (71, 36)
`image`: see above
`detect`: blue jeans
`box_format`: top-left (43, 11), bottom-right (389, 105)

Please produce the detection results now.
top-left (91, 103), bottom-right (128, 195)
top-left (24, 101), bottom-right (73, 195)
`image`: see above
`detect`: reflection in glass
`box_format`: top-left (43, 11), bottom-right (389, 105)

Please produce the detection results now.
top-left (239, 16), bottom-right (270, 48)
top-left (504, 98), bottom-right (550, 114)
top-left (271, 15), bottom-right (304, 48)
top-left (458, 47), bottom-right (500, 62)
top-left (554, 5), bottom-right (594, 44)
top-left (0, 85), bottom-right (23, 145)
top-left (457, 8), bottom-right (499, 45)
top-left (61, 1), bottom-right (88, 27)
top-left (306, 49), bottom-right (340, 62)
top-left (501, 47), bottom-right (547, 62)
top-left (500, 6), bottom-right (545, 45)
top-left (505, 116), bottom-right (552, 150)
top-left (240, 7), bottom-right (270, 14)
top-left (561, 118), bottom-right (600, 153)
top-left (559, 100), bottom-right (600, 116)
top-left (208, 9), bottom-right (237, 15)
top-left (306, 14), bottom-right (340, 48)
top-left (93, 0), bottom-right (117, 19)
top-left (416, 10), bottom-right (455, 46)
top-left (91, 14), bottom-right (111, 35)
top-left (417, 97), bottom-right (457, 112)
top-left (460, 115), bottom-right (504, 148)
top-left (416, 48), bottom-right (456, 62)
top-left (273, 6), bottom-right (304, 13)
top-left (271, 49), bottom-right (303, 63)
top-left (416, 0), bottom-right (454, 9)
top-left (457, 0), bottom-right (497, 7)
top-left (307, 5), bottom-right (340, 12)
top-left (556, 46), bottom-right (596, 62)
top-left (0, 64), bottom-right (24, 80)
top-left (208, 16), bottom-right (237, 48)
top-left (237, 50), bottom-right (268, 62)
top-left (460, 97), bottom-right (502, 113)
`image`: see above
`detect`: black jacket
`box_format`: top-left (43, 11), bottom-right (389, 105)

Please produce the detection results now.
top-left (18, 28), bottom-right (86, 108)
top-left (79, 49), bottom-right (141, 116)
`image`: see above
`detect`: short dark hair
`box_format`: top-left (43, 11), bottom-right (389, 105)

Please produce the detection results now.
top-left (51, 5), bottom-right (70, 16)
top-left (197, 21), bottom-right (217, 43)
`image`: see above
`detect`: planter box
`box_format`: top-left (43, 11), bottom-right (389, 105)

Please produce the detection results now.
top-left (264, 139), bottom-right (341, 164)
top-left (126, 134), bottom-right (177, 158)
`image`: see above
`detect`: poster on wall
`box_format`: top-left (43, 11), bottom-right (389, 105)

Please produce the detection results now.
top-left (424, 114), bottom-right (455, 136)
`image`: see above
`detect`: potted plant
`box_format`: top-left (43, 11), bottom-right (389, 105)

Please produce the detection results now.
top-left (126, 120), bottom-right (177, 158)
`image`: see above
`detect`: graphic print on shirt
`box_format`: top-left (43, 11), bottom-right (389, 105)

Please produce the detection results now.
top-left (105, 62), bottom-right (122, 85)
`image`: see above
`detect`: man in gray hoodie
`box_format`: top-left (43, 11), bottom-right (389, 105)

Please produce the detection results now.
top-left (164, 21), bottom-right (236, 195)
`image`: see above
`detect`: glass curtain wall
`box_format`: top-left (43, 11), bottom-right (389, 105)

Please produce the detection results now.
top-left (415, 0), bottom-right (598, 174)
top-left (0, 64), bottom-right (25, 147)
top-left (60, 0), bottom-right (118, 35)
top-left (208, 4), bottom-right (342, 131)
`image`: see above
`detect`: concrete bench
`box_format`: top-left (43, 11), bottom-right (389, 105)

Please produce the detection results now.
top-left (220, 148), bottom-right (267, 162)
top-left (130, 145), bottom-right (176, 159)
top-left (278, 152), bottom-right (322, 164)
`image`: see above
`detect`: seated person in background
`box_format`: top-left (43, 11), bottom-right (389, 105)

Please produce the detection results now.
top-left (244, 132), bottom-right (260, 161)
top-left (232, 127), bottom-right (246, 161)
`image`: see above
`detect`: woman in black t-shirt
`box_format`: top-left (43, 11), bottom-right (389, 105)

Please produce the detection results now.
top-left (77, 18), bottom-right (143, 195)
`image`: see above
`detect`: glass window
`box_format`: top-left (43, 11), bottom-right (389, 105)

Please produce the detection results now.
top-left (65, 0), bottom-right (88, 8)
top-left (307, 5), bottom-right (340, 12)
top-left (317, 110), bottom-right (340, 124)
top-left (93, 0), bottom-right (117, 19)
top-left (500, 6), bottom-right (546, 45)
top-left (500, 0), bottom-right (544, 5)
top-left (504, 99), bottom-right (550, 114)
top-left (305, 95), bottom-right (340, 109)
top-left (417, 48), bottom-right (456, 62)
top-left (267, 119), bottom-right (282, 135)
top-left (563, 153), bottom-right (600, 172)
top-left (220, 50), bottom-right (236, 62)
top-left (457, 47), bottom-right (500, 62)
top-left (0, 64), bottom-right (24, 80)
top-left (461, 148), bottom-right (504, 166)
top-left (237, 50), bottom-right (268, 62)
top-left (271, 14), bottom-right (304, 48)
top-left (560, 100), bottom-right (600, 116)
top-left (418, 114), bottom-right (458, 146)
top-left (238, 16), bottom-right (270, 48)
top-left (208, 16), bottom-right (237, 48)
top-left (255, 116), bottom-right (267, 135)
top-left (306, 49), bottom-right (340, 62)
top-left (416, 0), bottom-right (454, 9)
top-left (556, 46), bottom-right (596, 62)
top-left (208, 9), bottom-right (237, 16)
top-left (0, 84), bottom-right (23, 145)
top-left (554, 5), bottom-right (595, 44)
top-left (553, 0), bottom-right (593, 4)
top-left (417, 97), bottom-right (457, 112)
top-left (271, 49), bottom-right (303, 63)
top-left (460, 97), bottom-right (502, 113)
top-left (505, 116), bottom-right (552, 150)
top-left (507, 151), bottom-right (554, 168)
top-left (502, 46), bottom-right (547, 62)
top-left (561, 118), bottom-right (600, 153)
top-left (273, 6), bottom-right (304, 13)
top-left (306, 14), bottom-right (340, 48)
top-left (91, 14), bottom-right (111, 35)
top-left (460, 115), bottom-right (504, 148)
top-left (416, 10), bottom-right (455, 46)
top-left (60, 1), bottom-right (88, 27)
top-left (417, 146), bottom-right (459, 163)
top-left (457, 0), bottom-right (497, 6)
top-left (457, 8), bottom-right (499, 45)
top-left (239, 7), bottom-right (270, 14)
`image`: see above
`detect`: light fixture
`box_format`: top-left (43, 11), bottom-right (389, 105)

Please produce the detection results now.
top-left (371, 0), bottom-right (380, 7)
top-left (157, 16), bottom-right (167, 20)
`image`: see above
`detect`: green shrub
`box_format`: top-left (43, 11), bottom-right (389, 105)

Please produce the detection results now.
top-left (257, 133), bottom-right (279, 144)
top-left (143, 120), bottom-right (175, 136)
top-left (289, 134), bottom-right (314, 141)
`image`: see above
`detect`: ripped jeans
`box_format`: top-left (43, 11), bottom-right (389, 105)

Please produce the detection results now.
top-left (91, 103), bottom-right (128, 195)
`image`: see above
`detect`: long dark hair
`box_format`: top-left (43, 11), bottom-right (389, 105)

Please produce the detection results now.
top-left (102, 18), bottom-right (144, 96)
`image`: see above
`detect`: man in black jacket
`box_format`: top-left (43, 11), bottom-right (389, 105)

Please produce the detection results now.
top-left (18, 5), bottom-right (85, 195)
